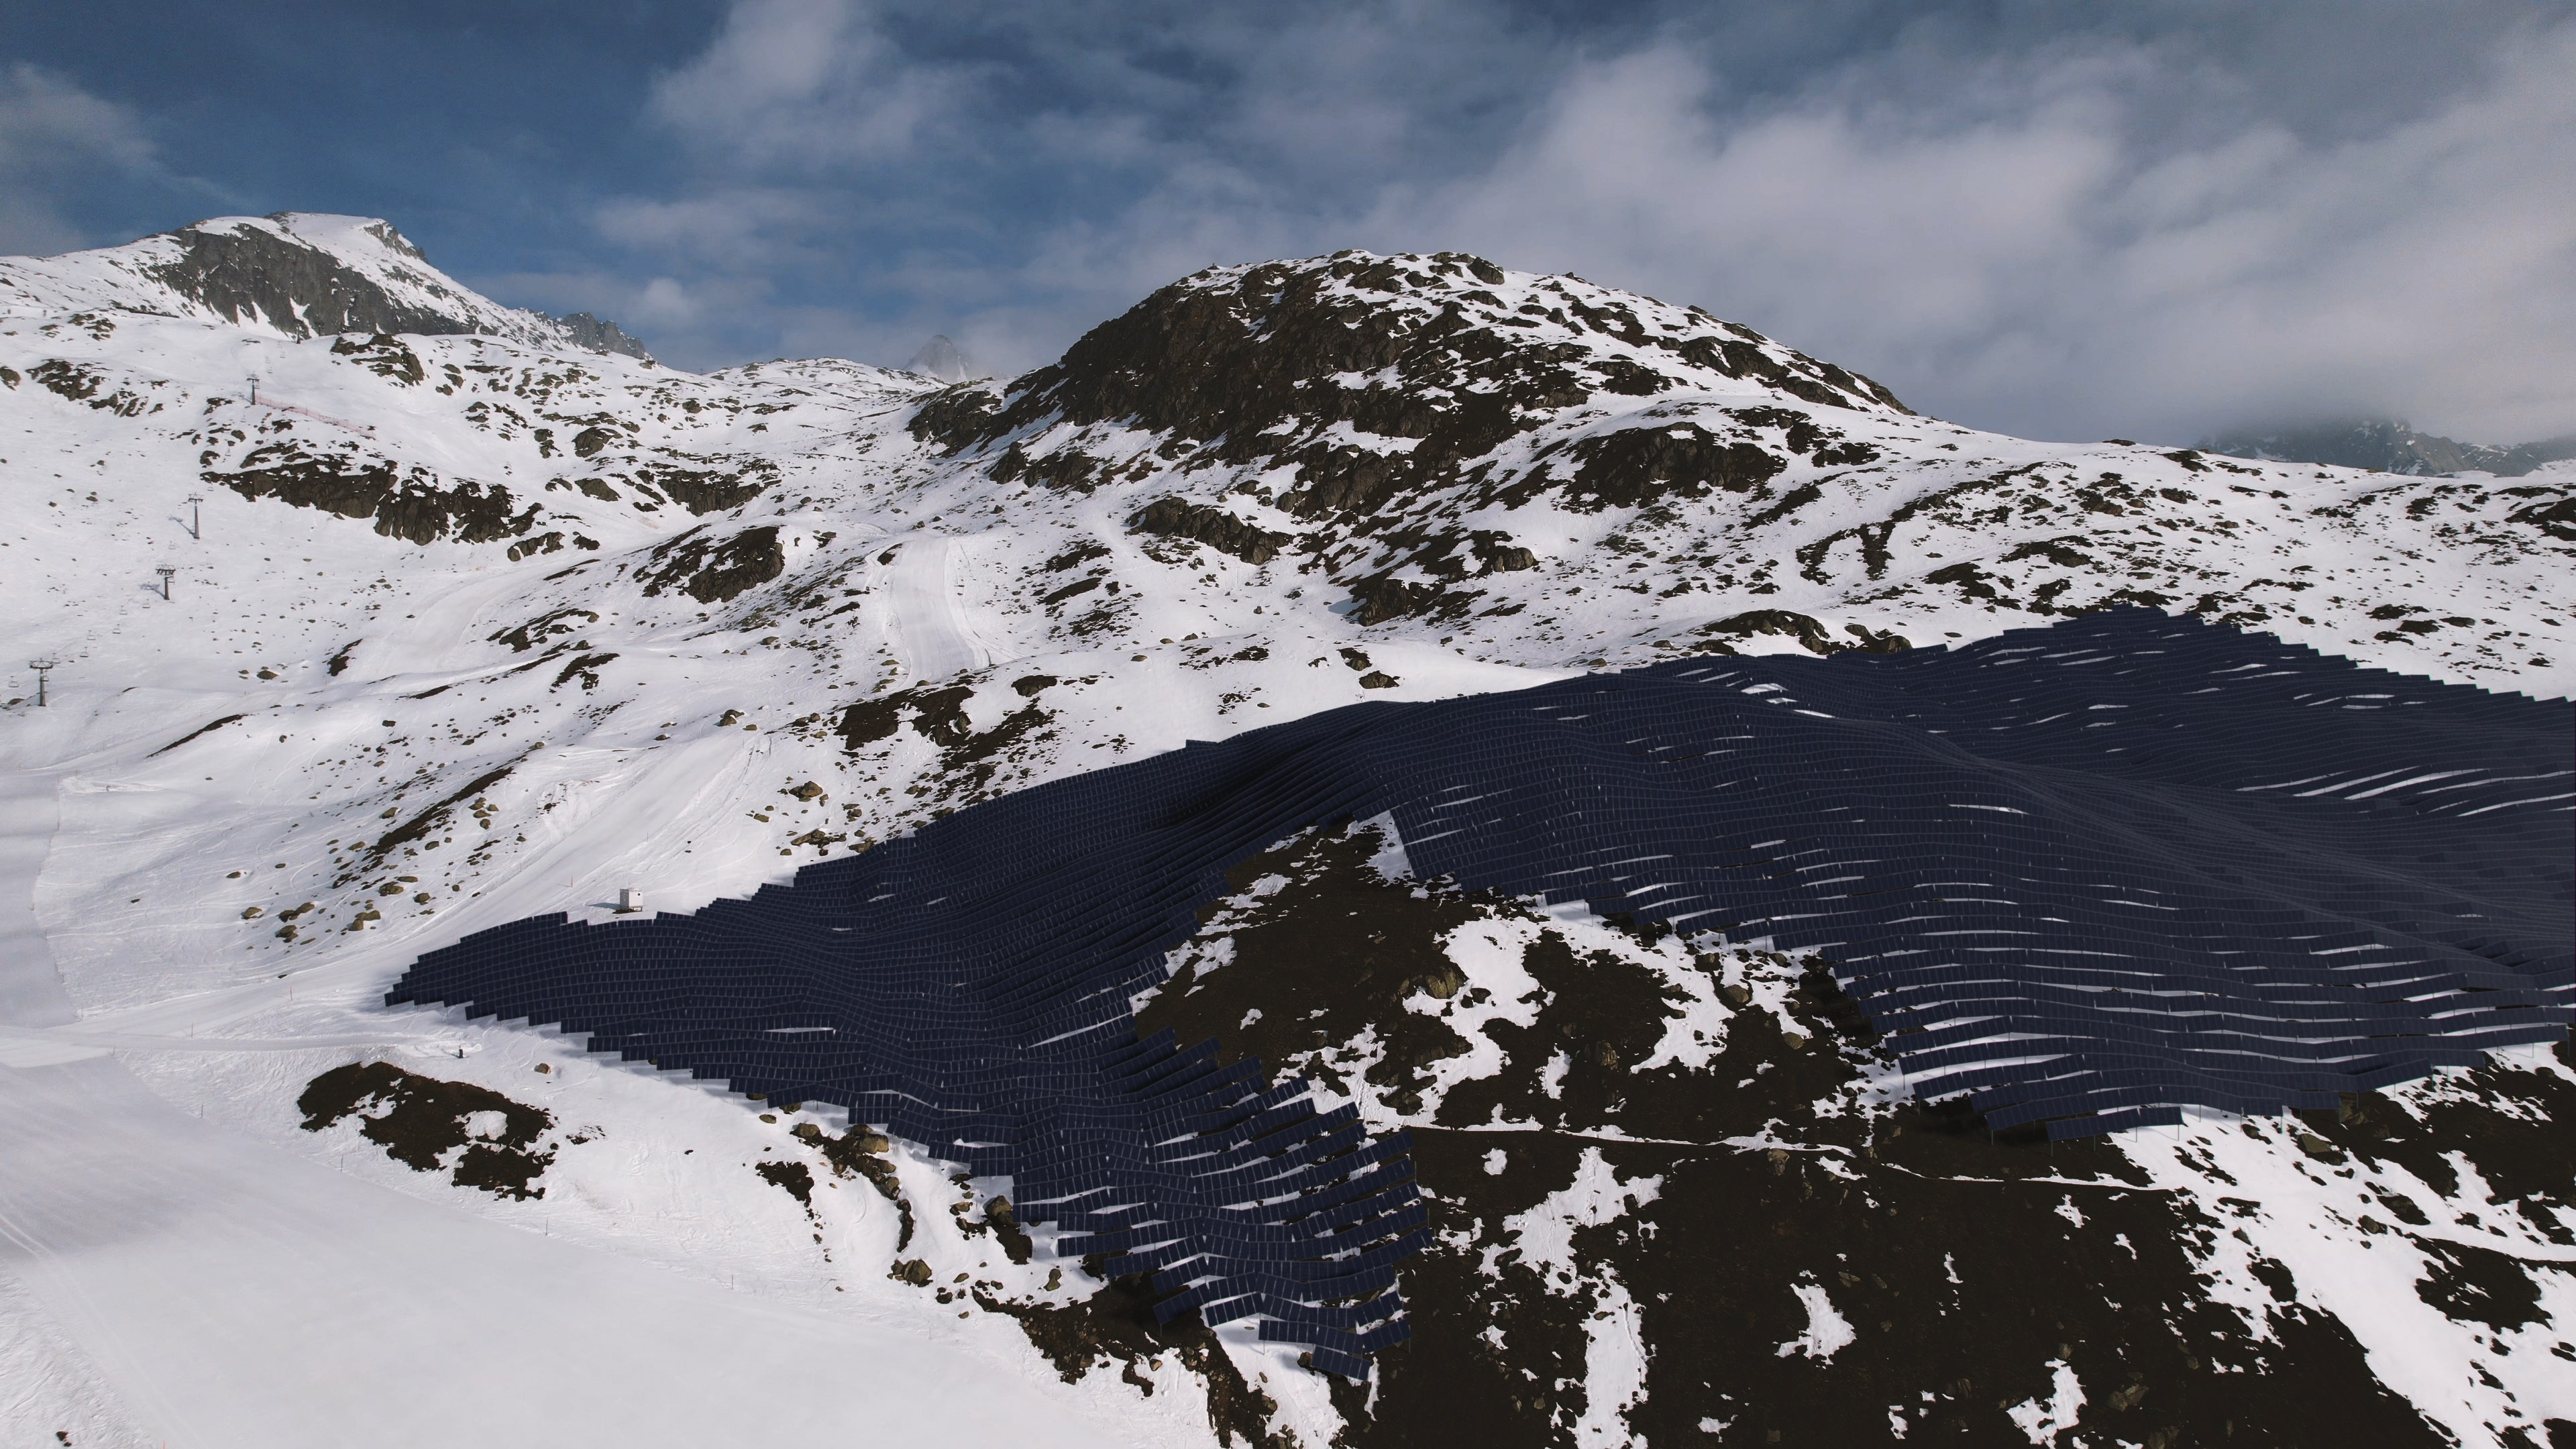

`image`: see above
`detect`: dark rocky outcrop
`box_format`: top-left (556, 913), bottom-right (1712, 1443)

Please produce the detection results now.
top-left (1548, 423), bottom-right (1785, 511)
top-left (329, 333), bottom-right (426, 383)
top-left (2502, 487), bottom-right (2576, 541)
top-left (30, 359), bottom-right (150, 416)
top-left (976, 1270), bottom-right (1289, 1446)
top-left (909, 251), bottom-right (1905, 526)
top-left (298, 1061), bottom-right (555, 1200)
top-left (1692, 609), bottom-right (1910, 656)
top-left (136, 214), bottom-right (647, 357)
top-left (549, 311), bottom-right (650, 360)
top-left (637, 525), bottom-right (786, 604)
top-left (1127, 496), bottom-right (1293, 564)
top-left (488, 607), bottom-right (597, 653)
top-left (149, 217), bottom-right (495, 341)
top-left (627, 458), bottom-right (775, 514)
top-left (364, 763), bottom-right (517, 863)
top-left (1137, 824), bottom-right (2464, 1449)
top-left (205, 444), bottom-right (535, 545)
top-left (150, 713), bottom-right (247, 755)
top-left (1346, 573), bottom-right (1480, 627)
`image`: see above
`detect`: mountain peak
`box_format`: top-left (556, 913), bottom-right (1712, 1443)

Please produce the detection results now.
top-left (2206, 415), bottom-right (2576, 478)
top-left (941, 249), bottom-right (1908, 444)
top-left (910, 248), bottom-right (1914, 535)
top-left (0, 211), bottom-right (651, 361)
top-left (550, 310), bottom-right (651, 360)
top-left (905, 333), bottom-right (974, 382)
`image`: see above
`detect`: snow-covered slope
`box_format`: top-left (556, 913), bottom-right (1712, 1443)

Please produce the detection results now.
top-left (1, 223), bottom-right (2568, 1448)
top-left (0, 211), bottom-right (647, 357)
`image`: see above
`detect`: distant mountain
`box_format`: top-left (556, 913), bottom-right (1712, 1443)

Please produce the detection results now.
top-left (548, 309), bottom-right (650, 360)
top-left (0, 211), bottom-right (650, 359)
top-left (904, 333), bottom-right (974, 382)
top-left (2206, 415), bottom-right (2576, 477)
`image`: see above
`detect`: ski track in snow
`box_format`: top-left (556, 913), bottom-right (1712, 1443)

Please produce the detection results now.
top-left (883, 533), bottom-right (1007, 680)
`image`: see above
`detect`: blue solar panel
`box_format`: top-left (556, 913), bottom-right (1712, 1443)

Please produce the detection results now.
top-left (386, 609), bottom-right (2572, 1373)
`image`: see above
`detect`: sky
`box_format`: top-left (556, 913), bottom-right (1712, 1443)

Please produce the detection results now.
top-left (4, 0), bottom-right (2571, 446)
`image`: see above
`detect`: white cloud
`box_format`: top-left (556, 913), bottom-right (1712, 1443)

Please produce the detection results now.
top-left (594, 189), bottom-right (830, 267)
top-left (631, 277), bottom-right (700, 331)
top-left (596, 0), bottom-right (2575, 443)
top-left (472, 267), bottom-right (769, 368)
top-left (646, 0), bottom-right (962, 168)
top-left (0, 64), bottom-right (164, 254)
top-left (1400, 48), bottom-right (2125, 344)
top-left (1373, 23), bottom-right (2576, 443)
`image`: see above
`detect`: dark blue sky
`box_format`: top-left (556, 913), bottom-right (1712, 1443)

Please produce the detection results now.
top-left (6, 1), bottom-right (2570, 445)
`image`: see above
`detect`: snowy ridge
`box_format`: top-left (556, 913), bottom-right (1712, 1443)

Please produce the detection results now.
top-left (1, 222), bottom-right (2571, 1446)
top-left (0, 212), bottom-right (637, 357)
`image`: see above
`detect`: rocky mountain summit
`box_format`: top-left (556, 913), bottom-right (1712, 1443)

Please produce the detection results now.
top-left (2208, 416), bottom-right (2576, 478)
top-left (0, 211), bottom-right (650, 358)
top-left (905, 333), bottom-right (976, 382)
top-left (1, 219), bottom-right (2570, 1449)
top-left (902, 250), bottom-right (2569, 678)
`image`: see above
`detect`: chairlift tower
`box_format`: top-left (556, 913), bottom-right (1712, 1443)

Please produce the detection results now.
top-left (156, 566), bottom-right (177, 600)
top-left (184, 494), bottom-right (205, 540)
top-left (28, 659), bottom-right (56, 707)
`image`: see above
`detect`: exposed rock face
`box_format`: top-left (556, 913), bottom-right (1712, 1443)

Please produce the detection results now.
top-left (297, 1061), bottom-right (556, 1200)
top-left (911, 250), bottom-right (1909, 530)
top-left (206, 442), bottom-right (535, 544)
top-left (549, 311), bottom-right (651, 360)
top-left (148, 216), bottom-right (513, 341)
top-left (1691, 608), bottom-right (1909, 655)
top-left (1546, 419), bottom-right (1791, 510)
top-left (2208, 417), bottom-right (2576, 478)
top-left (89, 213), bottom-right (653, 358)
top-left (637, 524), bottom-right (788, 603)
top-left (882, 249), bottom-right (2575, 671)
top-left (1127, 496), bottom-right (1291, 564)
top-left (626, 458), bottom-right (775, 515)
top-left (904, 250), bottom-right (1933, 629)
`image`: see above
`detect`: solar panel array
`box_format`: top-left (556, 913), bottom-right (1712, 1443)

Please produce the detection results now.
top-left (390, 609), bottom-right (2572, 1375)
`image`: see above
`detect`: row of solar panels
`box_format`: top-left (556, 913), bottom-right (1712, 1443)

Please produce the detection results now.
top-left (392, 609), bottom-right (2570, 1368)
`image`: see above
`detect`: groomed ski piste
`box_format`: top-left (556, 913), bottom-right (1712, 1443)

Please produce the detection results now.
top-left (5, 213), bottom-right (2575, 1445)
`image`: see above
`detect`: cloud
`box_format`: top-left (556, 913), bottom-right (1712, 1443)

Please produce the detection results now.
top-left (645, 0), bottom-right (964, 168)
top-left (594, 189), bottom-right (832, 268)
top-left (473, 264), bottom-right (787, 367)
top-left (1358, 19), bottom-right (2576, 443)
top-left (1401, 48), bottom-right (2125, 342)
top-left (592, 0), bottom-right (2573, 444)
top-left (0, 64), bottom-right (166, 253)
top-left (586, 0), bottom-right (1569, 372)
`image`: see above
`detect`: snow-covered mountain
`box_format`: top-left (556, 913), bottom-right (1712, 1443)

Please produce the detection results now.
top-left (0, 211), bottom-right (650, 358)
top-left (1, 218), bottom-right (2569, 1448)
top-left (2207, 415), bottom-right (2576, 479)
top-left (906, 333), bottom-right (977, 382)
